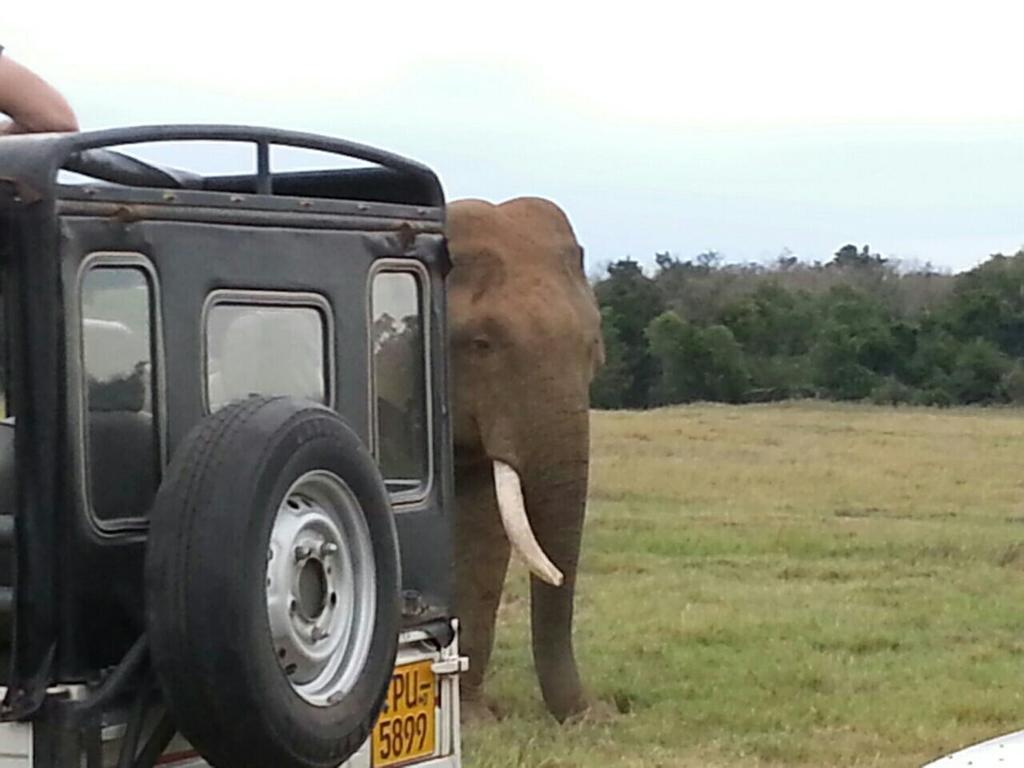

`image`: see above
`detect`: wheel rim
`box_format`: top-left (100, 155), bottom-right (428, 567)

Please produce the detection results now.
top-left (266, 470), bottom-right (377, 707)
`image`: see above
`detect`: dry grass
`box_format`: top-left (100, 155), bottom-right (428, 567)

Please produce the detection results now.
top-left (464, 401), bottom-right (1024, 767)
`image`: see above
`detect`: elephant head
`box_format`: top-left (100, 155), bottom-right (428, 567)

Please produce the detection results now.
top-left (446, 197), bottom-right (603, 722)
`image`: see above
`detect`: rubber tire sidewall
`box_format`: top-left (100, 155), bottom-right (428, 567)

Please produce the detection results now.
top-left (146, 397), bottom-right (401, 768)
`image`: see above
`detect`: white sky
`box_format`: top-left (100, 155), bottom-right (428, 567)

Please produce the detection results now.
top-left (8, 1), bottom-right (1024, 272)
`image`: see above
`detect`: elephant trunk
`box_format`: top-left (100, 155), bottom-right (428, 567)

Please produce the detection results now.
top-left (521, 426), bottom-right (590, 722)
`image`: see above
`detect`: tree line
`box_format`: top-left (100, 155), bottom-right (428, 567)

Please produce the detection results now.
top-left (591, 245), bottom-right (1024, 409)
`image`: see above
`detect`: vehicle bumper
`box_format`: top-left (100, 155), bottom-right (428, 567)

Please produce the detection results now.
top-left (341, 623), bottom-right (466, 768)
top-left (0, 624), bottom-right (466, 768)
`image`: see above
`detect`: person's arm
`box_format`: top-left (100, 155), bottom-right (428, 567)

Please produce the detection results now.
top-left (0, 50), bottom-right (78, 135)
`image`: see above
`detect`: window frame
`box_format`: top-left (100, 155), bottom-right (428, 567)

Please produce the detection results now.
top-left (367, 260), bottom-right (434, 507)
top-left (75, 251), bottom-right (165, 534)
top-left (0, 254), bottom-right (11, 421)
top-left (201, 289), bottom-right (336, 415)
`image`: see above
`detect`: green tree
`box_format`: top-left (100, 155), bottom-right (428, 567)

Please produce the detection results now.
top-left (590, 308), bottom-right (631, 409)
top-left (593, 260), bottom-right (664, 408)
top-left (811, 321), bottom-right (878, 400)
top-left (943, 250), bottom-right (1024, 357)
top-left (591, 246), bottom-right (1024, 409)
top-left (831, 243), bottom-right (888, 271)
top-left (646, 311), bottom-right (706, 403)
top-left (903, 323), bottom-right (959, 390)
top-left (825, 288), bottom-right (900, 372)
top-left (720, 283), bottom-right (818, 357)
top-left (646, 313), bottom-right (749, 404)
top-left (948, 339), bottom-right (1011, 404)
top-left (700, 324), bottom-right (750, 402)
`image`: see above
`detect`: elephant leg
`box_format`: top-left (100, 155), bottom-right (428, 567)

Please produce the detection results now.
top-left (455, 459), bottom-right (511, 710)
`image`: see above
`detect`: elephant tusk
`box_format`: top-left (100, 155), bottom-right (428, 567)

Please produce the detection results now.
top-left (493, 461), bottom-right (564, 587)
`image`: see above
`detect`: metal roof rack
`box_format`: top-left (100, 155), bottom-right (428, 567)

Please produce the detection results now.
top-left (0, 124), bottom-right (444, 208)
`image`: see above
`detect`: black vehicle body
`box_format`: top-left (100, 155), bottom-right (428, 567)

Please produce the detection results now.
top-left (0, 126), bottom-right (458, 767)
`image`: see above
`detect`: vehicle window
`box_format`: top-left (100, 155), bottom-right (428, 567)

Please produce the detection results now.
top-left (371, 271), bottom-right (429, 494)
top-left (0, 269), bottom-right (8, 420)
top-left (207, 302), bottom-right (327, 412)
top-left (81, 265), bottom-right (159, 522)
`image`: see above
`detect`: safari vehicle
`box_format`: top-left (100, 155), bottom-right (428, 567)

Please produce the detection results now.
top-left (0, 125), bottom-right (464, 768)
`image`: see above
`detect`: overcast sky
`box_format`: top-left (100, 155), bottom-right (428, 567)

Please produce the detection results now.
top-left (8, 2), bottom-right (1024, 273)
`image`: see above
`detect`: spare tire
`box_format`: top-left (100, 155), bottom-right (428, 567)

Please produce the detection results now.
top-left (146, 397), bottom-right (400, 768)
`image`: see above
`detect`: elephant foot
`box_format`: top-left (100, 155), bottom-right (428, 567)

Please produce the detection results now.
top-left (460, 692), bottom-right (501, 726)
top-left (543, 686), bottom-right (591, 724)
top-left (562, 695), bottom-right (618, 726)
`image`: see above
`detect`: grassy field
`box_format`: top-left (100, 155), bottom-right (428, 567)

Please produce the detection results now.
top-left (463, 401), bottom-right (1024, 767)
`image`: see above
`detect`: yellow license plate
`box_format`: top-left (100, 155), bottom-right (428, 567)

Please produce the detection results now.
top-left (372, 660), bottom-right (437, 767)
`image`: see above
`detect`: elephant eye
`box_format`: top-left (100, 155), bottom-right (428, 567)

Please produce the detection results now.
top-left (471, 337), bottom-right (492, 353)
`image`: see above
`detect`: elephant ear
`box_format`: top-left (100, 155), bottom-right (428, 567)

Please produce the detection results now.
top-left (568, 243), bottom-right (587, 277)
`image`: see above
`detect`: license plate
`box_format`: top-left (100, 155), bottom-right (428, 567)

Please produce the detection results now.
top-left (371, 661), bottom-right (437, 767)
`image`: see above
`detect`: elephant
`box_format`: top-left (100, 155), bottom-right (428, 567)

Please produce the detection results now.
top-left (445, 197), bottom-right (604, 723)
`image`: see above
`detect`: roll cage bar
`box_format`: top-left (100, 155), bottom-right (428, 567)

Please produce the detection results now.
top-left (0, 124), bottom-right (444, 206)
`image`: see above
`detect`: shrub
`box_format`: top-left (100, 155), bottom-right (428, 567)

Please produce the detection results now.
top-left (999, 363), bottom-right (1024, 405)
top-left (949, 339), bottom-right (1012, 404)
top-left (910, 387), bottom-right (954, 407)
top-left (870, 378), bottom-right (914, 406)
